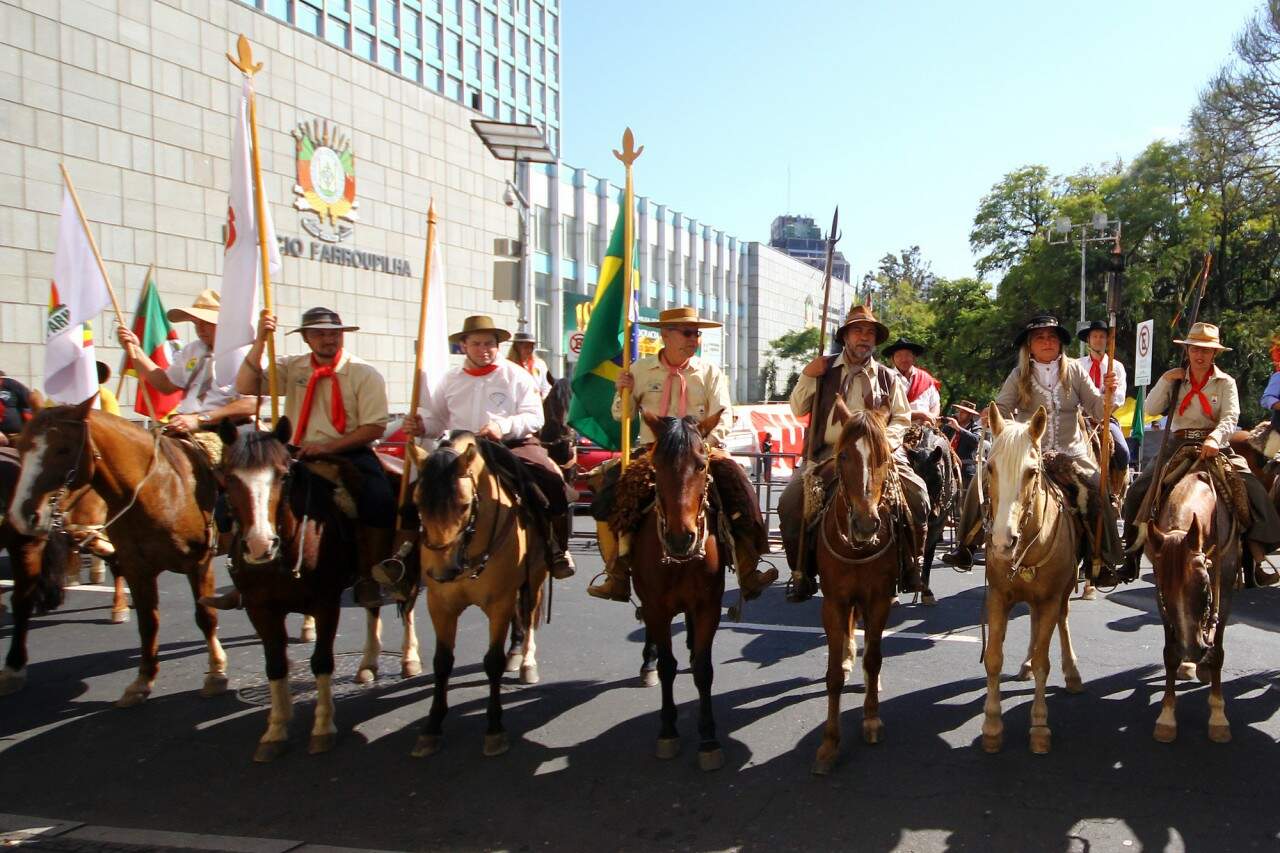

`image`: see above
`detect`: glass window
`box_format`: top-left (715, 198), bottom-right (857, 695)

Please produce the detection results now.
top-left (447, 34), bottom-right (462, 71)
top-left (520, 110), bottom-right (530, 124)
top-left (452, 0), bottom-right (463, 27)
top-left (355, 29), bottom-right (374, 59)
top-left (426, 19), bottom-right (441, 52)
top-left (519, 32), bottom-right (529, 62)
top-left (651, 245), bottom-right (662, 279)
top-left (426, 66), bottom-right (442, 91)
top-left (547, 11), bottom-right (557, 44)
top-left (485, 10), bottom-right (497, 47)
top-left (504, 102), bottom-right (516, 121)
top-left (326, 16), bottom-right (350, 48)
top-left (517, 70), bottom-right (529, 103)
top-left (378, 43), bottom-right (399, 70)
top-left (353, 0), bottom-right (374, 29)
top-left (469, 43), bottom-right (481, 77)
top-left (488, 54), bottom-right (498, 87)
top-left (378, 0), bottom-right (399, 35)
top-left (533, 1), bottom-right (543, 37)
top-left (297, 2), bottom-right (321, 34)
top-left (446, 75), bottom-right (462, 100)
top-left (588, 223), bottom-right (601, 265)
top-left (550, 51), bottom-right (558, 79)
top-left (547, 126), bottom-right (557, 153)
top-left (535, 272), bottom-right (549, 300)
top-left (404, 13), bottom-right (422, 54)
top-left (266, 0), bottom-right (289, 22)
top-left (484, 94), bottom-right (498, 117)
top-left (534, 206), bottom-right (551, 252)
top-left (534, 83), bottom-right (544, 113)
top-left (405, 55), bottom-right (421, 82)
top-left (668, 251), bottom-right (678, 283)
top-left (535, 303), bottom-right (550, 351)
top-left (549, 89), bottom-right (558, 116)
top-left (562, 215), bottom-right (577, 259)
top-left (535, 46), bottom-right (544, 76)
top-left (503, 22), bottom-right (514, 55)
top-left (502, 62), bottom-right (514, 96)
top-left (468, 0), bottom-right (480, 35)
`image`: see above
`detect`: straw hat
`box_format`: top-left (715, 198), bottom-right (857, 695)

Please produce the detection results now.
top-left (1173, 322), bottom-right (1231, 352)
top-left (449, 314), bottom-right (511, 344)
top-left (835, 303), bottom-right (889, 345)
top-left (952, 400), bottom-right (981, 416)
top-left (639, 306), bottom-right (722, 330)
top-left (287, 306), bottom-right (360, 335)
top-left (167, 289), bottom-right (222, 325)
top-left (1014, 314), bottom-right (1071, 348)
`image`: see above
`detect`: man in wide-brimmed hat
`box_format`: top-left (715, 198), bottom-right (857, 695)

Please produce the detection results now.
top-left (942, 399), bottom-right (984, 488)
top-left (584, 305), bottom-right (775, 603)
top-left (1075, 319), bottom-right (1130, 473)
top-left (240, 306), bottom-right (395, 606)
top-left (117, 288), bottom-right (258, 437)
top-left (507, 330), bottom-right (553, 399)
top-left (1122, 322), bottom-right (1280, 583)
top-left (392, 314), bottom-right (576, 595)
top-left (942, 314), bottom-right (1122, 581)
top-left (778, 303), bottom-right (932, 602)
top-left (883, 337), bottom-right (940, 425)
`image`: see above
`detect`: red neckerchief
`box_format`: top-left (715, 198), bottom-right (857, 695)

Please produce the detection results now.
top-left (463, 363), bottom-right (499, 377)
top-left (1178, 368), bottom-right (1214, 419)
top-left (292, 350), bottom-right (347, 444)
top-left (1088, 354), bottom-right (1104, 388)
top-left (658, 350), bottom-right (692, 418)
top-left (905, 367), bottom-right (937, 403)
top-left (520, 357), bottom-right (536, 374)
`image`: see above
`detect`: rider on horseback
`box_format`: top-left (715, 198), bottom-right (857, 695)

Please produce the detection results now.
top-left (586, 306), bottom-right (776, 603)
top-left (388, 314), bottom-right (576, 597)
top-left (942, 400), bottom-right (984, 489)
top-left (777, 304), bottom-right (931, 603)
top-left (1075, 319), bottom-right (1130, 474)
top-left (508, 330), bottom-right (553, 400)
top-left (942, 315), bottom-right (1123, 584)
top-left (1122, 322), bottom-right (1280, 584)
top-left (884, 337), bottom-right (940, 426)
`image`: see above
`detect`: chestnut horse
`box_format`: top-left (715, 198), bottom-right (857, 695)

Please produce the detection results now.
top-left (412, 432), bottom-right (546, 758)
top-left (630, 410), bottom-right (726, 772)
top-left (981, 405), bottom-right (1084, 754)
top-left (7, 400), bottom-right (227, 706)
top-left (811, 406), bottom-right (903, 774)
top-left (1145, 468), bottom-right (1239, 744)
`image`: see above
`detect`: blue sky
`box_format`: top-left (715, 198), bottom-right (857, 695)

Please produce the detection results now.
top-left (561, 0), bottom-right (1262, 281)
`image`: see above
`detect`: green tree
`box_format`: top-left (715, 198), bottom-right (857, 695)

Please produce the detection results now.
top-left (768, 326), bottom-right (822, 363)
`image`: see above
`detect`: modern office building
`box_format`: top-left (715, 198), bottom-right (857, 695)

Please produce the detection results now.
top-left (769, 214), bottom-right (850, 283)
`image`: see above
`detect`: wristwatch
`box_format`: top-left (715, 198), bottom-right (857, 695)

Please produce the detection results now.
top-left (197, 413), bottom-right (213, 426)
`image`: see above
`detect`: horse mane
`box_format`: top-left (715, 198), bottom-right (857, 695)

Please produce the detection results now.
top-left (223, 429), bottom-right (291, 471)
top-left (416, 443), bottom-right (463, 516)
top-left (652, 416), bottom-right (703, 463)
top-left (836, 409), bottom-right (890, 470)
top-left (987, 417), bottom-right (1037, 471)
top-left (541, 377), bottom-right (571, 438)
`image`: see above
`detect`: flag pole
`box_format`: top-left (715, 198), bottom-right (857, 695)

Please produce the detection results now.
top-left (116, 263), bottom-right (156, 398)
top-left (1094, 229), bottom-right (1121, 578)
top-left (398, 200), bottom-right (438, 520)
top-left (59, 163), bottom-right (160, 422)
top-left (228, 35), bottom-right (279, 423)
top-left (613, 128), bottom-right (643, 469)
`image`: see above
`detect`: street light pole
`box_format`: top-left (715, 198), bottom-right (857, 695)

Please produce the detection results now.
top-left (1047, 212), bottom-right (1122, 356)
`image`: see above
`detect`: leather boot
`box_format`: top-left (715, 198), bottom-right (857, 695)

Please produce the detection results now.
top-left (372, 529), bottom-right (418, 601)
top-left (358, 526), bottom-right (396, 606)
top-left (785, 570), bottom-right (818, 603)
top-left (588, 553), bottom-right (631, 601)
top-left (737, 565), bottom-right (778, 600)
top-left (1250, 540), bottom-right (1280, 586)
top-left (941, 545), bottom-right (973, 569)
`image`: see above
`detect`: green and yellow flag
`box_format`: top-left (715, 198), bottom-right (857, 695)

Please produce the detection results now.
top-left (567, 208), bottom-right (639, 450)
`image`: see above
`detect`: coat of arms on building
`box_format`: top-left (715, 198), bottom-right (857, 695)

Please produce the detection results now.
top-left (292, 120), bottom-right (357, 243)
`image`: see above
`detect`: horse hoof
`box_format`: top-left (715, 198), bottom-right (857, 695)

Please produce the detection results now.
top-left (1176, 662), bottom-right (1196, 681)
top-left (655, 737), bottom-right (681, 760)
top-left (299, 626), bottom-right (317, 644)
top-left (1029, 727), bottom-right (1051, 755)
top-left (1081, 586), bottom-right (1097, 601)
top-left (1208, 724), bottom-right (1232, 744)
top-left (483, 732), bottom-right (509, 757)
top-left (253, 741), bottom-right (289, 763)
top-left (201, 673), bottom-right (229, 697)
top-left (1153, 723), bottom-right (1177, 743)
top-left (519, 664), bottom-right (539, 685)
top-left (308, 733), bottom-right (336, 755)
top-left (505, 652), bottom-right (523, 673)
top-left (0, 669), bottom-right (27, 696)
top-left (401, 660), bottom-right (422, 679)
top-left (115, 688), bottom-right (150, 708)
top-left (355, 667), bottom-right (377, 685)
top-left (640, 668), bottom-right (659, 688)
top-left (862, 719), bottom-right (884, 745)
top-left (811, 755), bottom-right (836, 776)
top-left (1064, 676), bottom-right (1085, 695)
top-left (1015, 663), bottom-right (1033, 681)
top-left (981, 732), bottom-right (1003, 754)
top-left (111, 608), bottom-right (129, 624)
top-left (698, 747), bottom-right (724, 772)
top-left (411, 735), bottom-right (441, 758)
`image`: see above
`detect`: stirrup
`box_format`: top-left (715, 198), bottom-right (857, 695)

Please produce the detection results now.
top-left (587, 570), bottom-right (630, 602)
top-left (738, 566), bottom-right (779, 602)
top-left (784, 572), bottom-right (817, 603)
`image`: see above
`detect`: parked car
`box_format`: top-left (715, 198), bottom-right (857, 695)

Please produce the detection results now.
top-left (572, 435), bottom-right (618, 506)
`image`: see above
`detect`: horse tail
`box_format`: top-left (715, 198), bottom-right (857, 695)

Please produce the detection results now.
top-left (32, 532), bottom-right (70, 615)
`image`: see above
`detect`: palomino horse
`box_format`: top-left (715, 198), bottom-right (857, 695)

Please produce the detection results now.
top-left (981, 404), bottom-right (1084, 754)
top-left (7, 400), bottom-right (228, 706)
top-left (1145, 468), bottom-right (1240, 743)
top-left (412, 432), bottom-right (546, 758)
top-left (631, 410), bottom-right (726, 772)
top-left (812, 406), bottom-right (904, 774)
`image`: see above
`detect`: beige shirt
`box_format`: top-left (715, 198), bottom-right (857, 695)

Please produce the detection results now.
top-left (994, 357), bottom-right (1106, 474)
top-left (612, 352), bottom-right (732, 446)
top-left (1145, 364), bottom-right (1239, 449)
top-left (790, 352), bottom-right (911, 451)
top-left (250, 350), bottom-right (390, 446)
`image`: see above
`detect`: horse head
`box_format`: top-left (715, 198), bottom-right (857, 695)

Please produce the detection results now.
top-left (985, 404), bottom-right (1047, 556)
top-left (906, 432), bottom-right (946, 513)
top-left (1149, 507), bottom-right (1216, 667)
top-left (832, 401), bottom-right (892, 544)
top-left (643, 409), bottom-right (717, 560)
top-left (415, 432), bottom-right (483, 581)
top-left (8, 398), bottom-right (95, 537)
top-left (218, 417), bottom-right (294, 565)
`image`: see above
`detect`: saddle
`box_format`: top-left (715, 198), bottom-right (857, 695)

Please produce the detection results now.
top-left (299, 458), bottom-right (363, 520)
top-left (1152, 443), bottom-right (1251, 529)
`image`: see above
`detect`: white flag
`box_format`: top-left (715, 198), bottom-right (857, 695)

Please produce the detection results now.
top-left (415, 209), bottom-right (449, 418)
top-left (214, 77), bottom-right (281, 385)
top-left (44, 187), bottom-right (111, 404)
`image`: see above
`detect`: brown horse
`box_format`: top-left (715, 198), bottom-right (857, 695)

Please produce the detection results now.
top-left (412, 431), bottom-right (546, 758)
top-left (981, 405), bottom-right (1084, 754)
top-left (811, 406), bottom-right (903, 774)
top-left (630, 410), bottom-right (726, 772)
top-left (1145, 469), bottom-right (1239, 743)
top-left (217, 417), bottom-right (373, 761)
top-left (7, 399), bottom-right (227, 706)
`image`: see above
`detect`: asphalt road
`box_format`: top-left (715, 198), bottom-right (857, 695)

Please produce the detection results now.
top-left (4, 522), bottom-right (1280, 853)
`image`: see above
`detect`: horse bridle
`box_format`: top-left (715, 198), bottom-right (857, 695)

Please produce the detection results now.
top-left (822, 451), bottom-right (898, 566)
top-left (653, 471), bottom-right (711, 564)
top-left (421, 473), bottom-right (518, 579)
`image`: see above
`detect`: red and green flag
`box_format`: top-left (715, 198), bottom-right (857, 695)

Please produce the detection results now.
top-left (123, 272), bottom-right (182, 418)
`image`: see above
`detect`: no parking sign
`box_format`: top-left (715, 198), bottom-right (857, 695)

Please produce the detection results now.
top-left (1134, 319), bottom-right (1153, 386)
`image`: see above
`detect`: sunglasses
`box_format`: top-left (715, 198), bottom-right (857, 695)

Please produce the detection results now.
top-left (671, 328), bottom-right (702, 339)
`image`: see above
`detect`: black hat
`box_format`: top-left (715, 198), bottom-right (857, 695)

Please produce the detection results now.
top-left (1014, 315), bottom-right (1071, 348)
top-left (288, 307), bottom-right (360, 335)
top-left (882, 337), bottom-right (925, 357)
top-left (1077, 319), bottom-right (1110, 343)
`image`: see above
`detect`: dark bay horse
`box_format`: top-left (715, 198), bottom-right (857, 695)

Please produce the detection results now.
top-left (217, 418), bottom-right (372, 761)
top-left (1145, 468), bottom-right (1239, 743)
top-left (811, 405), bottom-right (903, 775)
top-left (904, 427), bottom-right (948, 606)
top-left (413, 432), bottom-right (546, 758)
top-left (8, 399), bottom-right (227, 706)
top-left (631, 410), bottom-right (726, 772)
top-left (981, 405), bottom-right (1084, 755)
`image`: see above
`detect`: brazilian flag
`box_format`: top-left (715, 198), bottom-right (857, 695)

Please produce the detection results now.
top-left (568, 208), bottom-right (639, 450)
top-left (1130, 384), bottom-right (1145, 443)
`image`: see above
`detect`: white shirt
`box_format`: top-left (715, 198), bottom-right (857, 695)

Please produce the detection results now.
top-left (514, 354), bottom-right (553, 399)
top-left (164, 339), bottom-right (238, 415)
top-left (1074, 352), bottom-right (1127, 408)
top-left (420, 359), bottom-right (544, 441)
top-left (893, 367), bottom-right (940, 417)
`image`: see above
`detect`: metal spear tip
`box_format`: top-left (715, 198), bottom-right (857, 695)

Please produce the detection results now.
top-left (613, 128), bottom-right (644, 166)
top-left (228, 34), bottom-right (263, 76)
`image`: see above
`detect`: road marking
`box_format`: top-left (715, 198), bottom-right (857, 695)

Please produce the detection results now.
top-left (0, 580), bottom-right (117, 594)
top-left (725, 620), bottom-right (981, 644)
